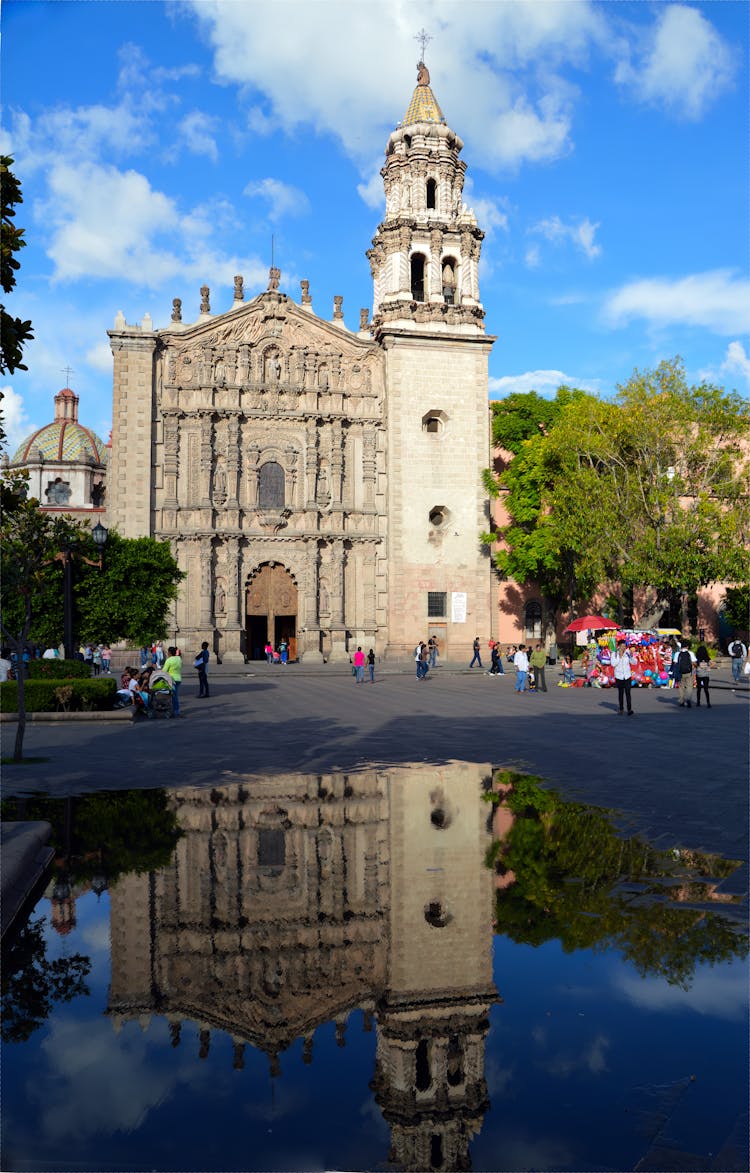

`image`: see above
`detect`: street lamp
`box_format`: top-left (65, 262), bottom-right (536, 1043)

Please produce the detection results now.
top-left (61, 524), bottom-right (109, 660)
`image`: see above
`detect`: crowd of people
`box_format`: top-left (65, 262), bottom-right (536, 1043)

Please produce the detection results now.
top-left (114, 642), bottom-right (211, 718)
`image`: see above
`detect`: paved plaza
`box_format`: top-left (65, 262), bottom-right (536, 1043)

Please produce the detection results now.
top-left (3, 661), bottom-right (748, 889)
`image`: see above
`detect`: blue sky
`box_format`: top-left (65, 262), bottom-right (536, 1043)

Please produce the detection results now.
top-left (2, 0), bottom-right (748, 452)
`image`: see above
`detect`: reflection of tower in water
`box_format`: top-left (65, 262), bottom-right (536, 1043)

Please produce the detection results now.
top-left (372, 765), bottom-right (497, 1172)
top-left (106, 763), bottom-right (497, 1167)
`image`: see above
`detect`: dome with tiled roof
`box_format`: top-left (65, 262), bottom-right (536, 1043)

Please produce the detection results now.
top-left (12, 388), bottom-right (108, 465)
top-left (400, 61), bottom-right (445, 126)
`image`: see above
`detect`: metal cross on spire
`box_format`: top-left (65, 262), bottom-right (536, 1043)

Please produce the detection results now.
top-left (414, 27), bottom-right (432, 61)
top-left (61, 365), bottom-right (75, 387)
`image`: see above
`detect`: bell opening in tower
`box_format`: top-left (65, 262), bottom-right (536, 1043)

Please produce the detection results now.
top-left (411, 253), bottom-right (426, 302)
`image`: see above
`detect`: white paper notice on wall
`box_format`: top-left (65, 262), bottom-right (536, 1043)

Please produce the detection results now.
top-left (451, 592), bottom-right (467, 623)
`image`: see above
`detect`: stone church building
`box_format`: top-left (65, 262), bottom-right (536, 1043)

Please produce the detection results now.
top-left (108, 65), bottom-right (494, 662)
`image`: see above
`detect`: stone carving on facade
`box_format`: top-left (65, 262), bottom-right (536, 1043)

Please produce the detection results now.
top-left (300, 279), bottom-right (312, 306)
top-left (171, 298), bottom-right (182, 323)
top-left (267, 266), bottom-right (281, 291)
top-left (214, 578), bottom-right (226, 614)
top-left (213, 460), bottom-right (227, 503)
top-left (200, 286), bottom-right (211, 314)
top-left (233, 275), bottom-right (244, 302)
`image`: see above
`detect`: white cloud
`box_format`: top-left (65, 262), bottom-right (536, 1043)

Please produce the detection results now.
top-left (489, 369), bottom-right (601, 397)
top-left (182, 0), bottom-right (607, 174)
top-left (613, 959), bottom-right (747, 1020)
top-left (614, 5), bottom-right (736, 120)
top-left (602, 269), bottom-right (750, 336)
top-left (84, 342), bottom-right (114, 374)
top-left (525, 244), bottom-right (541, 269)
top-left (530, 215), bottom-right (601, 260)
top-left (176, 110), bottom-right (220, 161)
top-left (0, 385), bottom-right (40, 455)
top-left (720, 341), bottom-right (750, 388)
top-left (243, 178), bottom-right (310, 222)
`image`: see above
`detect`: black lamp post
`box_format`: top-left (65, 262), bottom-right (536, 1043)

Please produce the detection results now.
top-left (61, 524), bottom-right (108, 660)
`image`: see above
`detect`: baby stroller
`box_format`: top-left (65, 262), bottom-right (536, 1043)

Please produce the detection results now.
top-left (148, 671), bottom-right (175, 719)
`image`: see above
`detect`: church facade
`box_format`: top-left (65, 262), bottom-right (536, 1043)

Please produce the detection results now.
top-left (108, 67), bottom-right (494, 662)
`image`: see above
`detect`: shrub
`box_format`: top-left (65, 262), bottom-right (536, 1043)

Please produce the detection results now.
top-left (27, 658), bottom-right (91, 680)
top-left (0, 678), bottom-right (116, 713)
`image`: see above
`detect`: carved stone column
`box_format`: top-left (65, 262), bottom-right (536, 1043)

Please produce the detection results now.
top-left (362, 428), bottom-right (376, 511)
top-left (226, 415), bottom-right (240, 507)
top-left (330, 420), bottom-right (343, 509)
top-left (200, 416), bottom-right (213, 507)
top-left (299, 541), bottom-right (323, 662)
top-left (199, 539), bottom-right (213, 631)
top-left (328, 540), bottom-right (348, 662)
top-left (305, 423), bottom-right (318, 508)
top-left (222, 537), bottom-right (244, 663)
top-left (246, 443), bottom-right (259, 508)
top-left (163, 413), bottom-right (180, 510)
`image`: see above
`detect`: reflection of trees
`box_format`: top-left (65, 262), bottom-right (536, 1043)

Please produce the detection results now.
top-left (2, 790), bottom-right (182, 885)
top-left (485, 770), bottom-right (747, 990)
top-left (1, 916), bottom-right (90, 1043)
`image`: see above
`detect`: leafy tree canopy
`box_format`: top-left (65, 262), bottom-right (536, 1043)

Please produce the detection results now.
top-left (485, 360), bottom-right (750, 619)
top-left (1, 156), bottom-right (34, 382)
top-left (74, 530), bottom-right (184, 645)
top-left (490, 386), bottom-right (589, 452)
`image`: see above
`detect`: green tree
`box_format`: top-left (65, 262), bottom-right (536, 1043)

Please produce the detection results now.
top-left (0, 477), bottom-right (84, 760)
top-left (74, 531), bottom-right (184, 644)
top-left (1, 525), bottom-right (184, 650)
top-left (1, 916), bottom-right (91, 1043)
top-left (1, 157), bottom-right (34, 384)
top-left (721, 586), bottom-right (749, 634)
top-left (484, 387), bottom-right (598, 622)
top-left (486, 361), bottom-right (750, 626)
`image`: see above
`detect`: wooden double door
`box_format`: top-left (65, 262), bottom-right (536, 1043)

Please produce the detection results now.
top-left (246, 564), bottom-right (298, 661)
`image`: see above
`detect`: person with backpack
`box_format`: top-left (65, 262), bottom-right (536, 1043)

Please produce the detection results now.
top-left (695, 644), bottom-right (712, 708)
top-left (728, 638), bottom-right (747, 684)
top-left (469, 636), bottom-right (482, 669)
top-left (677, 642), bottom-right (696, 708)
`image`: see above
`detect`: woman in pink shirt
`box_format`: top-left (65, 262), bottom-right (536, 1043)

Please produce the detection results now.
top-left (353, 646), bottom-right (366, 684)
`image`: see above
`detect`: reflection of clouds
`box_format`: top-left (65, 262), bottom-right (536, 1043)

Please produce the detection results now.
top-left (358, 1095), bottom-right (390, 1137)
top-left (485, 1057), bottom-right (514, 1097)
top-left (32, 1017), bottom-right (219, 1142)
top-left (536, 1032), bottom-right (610, 1077)
top-left (78, 917), bottom-right (111, 957)
top-left (613, 961), bottom-right (748, 1020)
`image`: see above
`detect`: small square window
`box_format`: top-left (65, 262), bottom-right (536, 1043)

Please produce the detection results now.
top-left (427, 592), bottom-right (447, 618)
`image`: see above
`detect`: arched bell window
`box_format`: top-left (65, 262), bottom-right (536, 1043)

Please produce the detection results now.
top-left (411, 253), bottom-right (426, 302)
top-left (258, 461), bottom-right (285, 509)
top-left (426, 177), bottom-right (437, 210)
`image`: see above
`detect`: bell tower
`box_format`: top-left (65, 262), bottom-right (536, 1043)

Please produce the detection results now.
top-left (370, 62), bottom-right (494, 658)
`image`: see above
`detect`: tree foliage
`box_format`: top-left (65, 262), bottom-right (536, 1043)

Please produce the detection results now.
top-left (486, 771), bottom-right (747, 989)
top-left (74, 531), bottom-right (184, 645)
top-left (486, 361), bottom-right (750, 620)
top-left (721, 586), bottom-right (749, 633)
top-left (0, 476), bottom-right (84, 759)
top-left (1, 156), bottom-right (34, 381)
top-left (1, 916), bottom-right (91, 1043)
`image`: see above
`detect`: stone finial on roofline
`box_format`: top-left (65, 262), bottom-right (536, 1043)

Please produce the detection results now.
top-left (233, 275), bottom-right (244, 302)
top-left (200, 286), bottom-right (210, 314)
top-left (333, 295), bottom-right (344, 321)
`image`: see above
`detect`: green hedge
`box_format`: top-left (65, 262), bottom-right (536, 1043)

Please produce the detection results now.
top-left (0, 678), bottom-right (116, 713)
top-left (27, 658), bottom-right (91, 680)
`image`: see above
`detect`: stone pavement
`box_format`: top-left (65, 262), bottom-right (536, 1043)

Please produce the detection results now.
top-left (2, 659), bottom-right (748, 881)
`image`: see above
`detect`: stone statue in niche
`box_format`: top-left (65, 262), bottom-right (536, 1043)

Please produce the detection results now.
top-left (213, 354), bottom-right (226, 385)
top-left (319, 581), bottom-right (330, 614)
top-left (214, 579), bottom-right (226, 614)
top-left (264, 351), bottom-right (281, 382)
top-left (442, 260), bottom-right (456, 304)
top-left (213, 462), bottom-right (227, 501)
top-left (318, 365), bottom-right (329, 389)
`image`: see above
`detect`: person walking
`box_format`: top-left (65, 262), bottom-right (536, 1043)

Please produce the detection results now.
top-left (611, 638), bottom-right (634, 715)
top-left (469, 636), bottom-right (482, 669)
top-left (353, 646), bottom-right (366, 684)
top-left (279, 638), bottom-right (288, 665)
top-left (101, 645), bottom-right (112, 674)
top-left (264, 640), bottom-right (274, 665)
top-left (513, 645), bottom-right (529, 692)
top-left (428, 637), bottom-right (439, 669)
top-left (194, 641), bottom-right (210, 697)
top-left (530, 643), bottom-right (548, 692)
top-left (367, 648), bottom-right (375, 683)
top-left (164, 646), bottom-right (183, 716)
top-left (728, 637), bottom-right (747, 685)
top-left (695, 644), bottom-right (711, 708)
top-left (677, 642), bottom-right (696, 708)
top-left (488, 644), bottom-right (501, 676)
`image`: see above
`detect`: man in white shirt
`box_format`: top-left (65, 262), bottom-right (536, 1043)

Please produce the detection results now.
top-left (513, 645), bottom-right (529, 693)
top-left (728, 638), bottom-right (747, 684)
top-left (611, 639), bottom-right (635, 715)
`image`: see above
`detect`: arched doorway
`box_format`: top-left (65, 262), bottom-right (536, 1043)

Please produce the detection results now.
top-left (245, 564), bottom-right (298, 661)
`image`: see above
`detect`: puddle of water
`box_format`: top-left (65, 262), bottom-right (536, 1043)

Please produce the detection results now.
top-left (2, 764), bottom-right (747, 1173)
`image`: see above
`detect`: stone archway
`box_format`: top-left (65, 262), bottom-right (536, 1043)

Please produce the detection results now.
top-left (245, 564), bottom-right (298, 661)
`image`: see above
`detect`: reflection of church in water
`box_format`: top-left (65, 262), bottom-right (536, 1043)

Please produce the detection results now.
top-left (108, 763), bottom-right (497, 1171)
